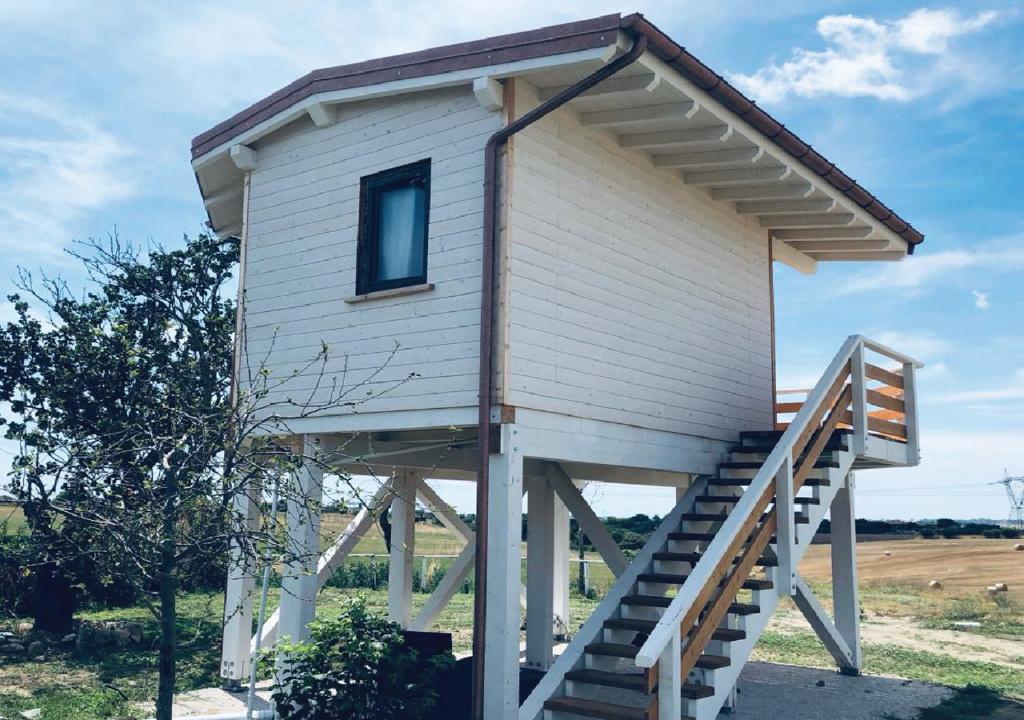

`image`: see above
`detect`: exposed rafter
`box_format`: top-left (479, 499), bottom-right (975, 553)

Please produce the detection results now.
top-left (652, 147), bottom-right (761, 169)
top-left (538, 72), bottom-right (659, 101)
top-left (683, 165), bottom-right (789, 187)
top-left (580, 101), bottom-right (696, 128)
top-left (759, 213), bottom-right (855, 229)
top-left (619, 124), bottom-right (731, 149)
top-left (735, 198), bottom-right (835, 215)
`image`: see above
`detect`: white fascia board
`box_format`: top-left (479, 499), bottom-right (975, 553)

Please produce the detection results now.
top-left (190, 43), bottom-right (619, 170)
top-left (634, 49), bottom-right (910, 255)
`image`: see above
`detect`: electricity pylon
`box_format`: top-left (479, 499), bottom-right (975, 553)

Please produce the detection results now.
top-left (992, 472), bottom-right (1024, 530)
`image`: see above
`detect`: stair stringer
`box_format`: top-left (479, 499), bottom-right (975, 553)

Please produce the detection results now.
top-left (689, 449), bottom-right (856, 720)
top-left (519, 476), bottom-right (711, 720)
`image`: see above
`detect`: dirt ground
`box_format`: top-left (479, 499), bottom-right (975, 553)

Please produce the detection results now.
top-left (799, 537), bottom-right (1024, 600)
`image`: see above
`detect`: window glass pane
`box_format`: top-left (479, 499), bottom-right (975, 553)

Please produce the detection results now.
top-left (375, 184), bottom-right (425, 282)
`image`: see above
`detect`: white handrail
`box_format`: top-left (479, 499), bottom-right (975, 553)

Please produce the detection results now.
top-left (634, 334), bottom-right (865, 668)
top-left (862, 337), bottom-right (924, 368)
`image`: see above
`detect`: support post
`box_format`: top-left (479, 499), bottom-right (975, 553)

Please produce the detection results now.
top-left (657, 630), bottom-right (682, 720)
top-left (775, 457), bottom-right (796, 597)
top-left (850, 344), bottom-right (868, 456)
top-left (483, 424), bottom-right (523, 720)
top-left (220, 477), bottom-right (260, 683)
top-left (278, 436), bottom-right (324, 645)
top-left (388, 469), bottom-right (418, 628)
top-left (526, 475), bottom-right (556, 669)
top-left (552, 493), bottom-right (570, 639)
top-left (903, 361), bottom-right (920, 465)
top-left (830, 472), bottom-right (861, 674)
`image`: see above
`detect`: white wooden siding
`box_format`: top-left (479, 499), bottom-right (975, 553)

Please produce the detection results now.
top-left (505, 80), bottom-right (774, 442)
top-left (240, 86), bottom-right (502, 419)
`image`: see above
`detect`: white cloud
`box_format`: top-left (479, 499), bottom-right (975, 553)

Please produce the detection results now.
top-left (732, 7), bottom-right (999, 104)
top-left (830, 244), bottom-right (1024, 296)
top-left (871, 330), bottom-right (952, 364)
top-left (935, 368), bottom-right (1024, 403)
top-left (0, 94), bottom-right (136, 258)
top-left (971, 290), bottom-right (990, 309)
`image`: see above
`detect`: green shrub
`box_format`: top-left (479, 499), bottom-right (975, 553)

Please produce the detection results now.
top-left (272, 598), bottom-right (454, 720)
top-left (982, 528), bottom-right (1003, 539)
top-left (1001, 528), bottom-right (1021, 539)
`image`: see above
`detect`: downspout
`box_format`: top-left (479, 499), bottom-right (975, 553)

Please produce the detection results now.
top-left (472, 32), bottom-right (648, 720)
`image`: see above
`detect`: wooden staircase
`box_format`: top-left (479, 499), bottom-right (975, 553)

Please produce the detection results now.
top-left (530, 430), bottom-right (854, 720)
top-left (520, 335), bottom-right (922, 720)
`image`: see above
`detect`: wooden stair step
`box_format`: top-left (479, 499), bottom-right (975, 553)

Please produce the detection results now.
top-left (669, 531), bottom-right (717, 542)
top-left (708, 475), bottom-right (829, 487)
top-left (720, 459), bottom-right (839, 470)
top-left (730, 437), bottom-right (849, 455)
top-left (739, 428), bottom-right (850, 444)
top-left (543, 696), bottom-right (654, 720)
top-left (585, 641), bottom-right (641, 658)
top-left (681, 682), bottom-right (716, 700)
top-left (725, 601), bottom-right (760, 615)
top-left (637, 572), bottom-right (774, 592)
top-left (695, 653), bottom-right (731, 670)
top-left (653, 551), bottom-right (777, 567)
top-left (695, 494), bottom-right (742, 504)
top-left (603, 617), bottom-right (747, 643)
top-left (620, 595), bottom-right (672, 608)
top-left (565, 668), bottom-right (647, 692)
top-left (681, 512), bottom-right (730, 522)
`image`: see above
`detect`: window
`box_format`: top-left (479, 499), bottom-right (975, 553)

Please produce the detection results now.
top-left (356, 159), bottom-right (430, 295)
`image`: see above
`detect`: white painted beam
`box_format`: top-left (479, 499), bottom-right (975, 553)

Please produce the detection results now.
top-left (545, 463), bottom-right (628, 577)
top-left (759, 212), bottom-right (855, 229)
top-left (538, 72), bottom-right (659, 101)
top-left (278, 436), bottom-right (323, 645)
top-left (552, 493), bottom-right (571, 639)
top-left (411, 542), bottom-right (475, 631)
top-left (580, 101), bottom-right (696, 128)
top-left (417, 481), bottom-right (473, 542)
top-left (787, 239), bottom-right (890, 252)
top-left (772, 226), bottom-right (874, 240)
top-left (771, 239), bottom-right (818, 276)
top-left (619, 124), bottom-right (731, 149)
top-left (220, 479), bottom-right (260, 681)
top-left (683, 165), bottom-right (789, 186)
top-left (711, 182), bottom-right (813, 201)
top-left (229, 144), bottom-right (256, 171)
top-left (806, 250), bottom-right (906, 261)
top-left (388, 470), bottom-right (417, 628)
top-left (473, 76), bottom-right (504, 111)
top-left (829, 473), bottom-right (861, 673)
top-left (484, 424), bottom-right (524, 720)
top-left (734, 198), bottom-right (835, 215)
top-left (793, 574), bottom-right (857, 672)
top-left (652, 146), bottom-right (761, 168)
top-left (307, 102), bottom-right (337, 128)
top-left (525, 476), bottom-right (556, 670)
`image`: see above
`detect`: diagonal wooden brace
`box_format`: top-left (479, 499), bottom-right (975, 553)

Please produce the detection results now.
top-left (792, 574), bottom-right (858, 674)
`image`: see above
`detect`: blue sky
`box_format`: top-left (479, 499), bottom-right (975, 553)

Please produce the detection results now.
top-left (1, 1), bottom-right (1022, 520)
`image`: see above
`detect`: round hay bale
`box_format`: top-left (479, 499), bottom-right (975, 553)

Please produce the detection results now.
top-left (986, 586), bottom-right (999, 597)
top-left (883, 551), bottom-right (892, 557)
top-left (1014, 543), bottom-right (1023, 551)
top-left (993, 582), bottom-right (1008, 592)
top-left (928, 580), bottom-right (942, 590)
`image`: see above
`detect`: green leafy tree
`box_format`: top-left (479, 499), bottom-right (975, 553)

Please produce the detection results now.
top-left (272, 598), bottom-right (454, 720)
top-left (0, 233), bottom-right (407, 720)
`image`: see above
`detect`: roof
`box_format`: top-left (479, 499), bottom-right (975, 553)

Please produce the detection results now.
top-left (191, 12), bottom-right (922, 252)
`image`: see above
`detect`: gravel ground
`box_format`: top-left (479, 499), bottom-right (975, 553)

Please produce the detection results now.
top-left (733, 661), bottom-right (954, 720)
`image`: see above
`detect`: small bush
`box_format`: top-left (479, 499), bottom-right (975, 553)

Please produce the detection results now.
top-left (920, 527), bottom-right (937, 539)
top-left (982, 528), bottom-right (1003, 539)
top-left (272, 598), bottom-right (454, 720)
top-left (1001, 528), bottom-right (1021, 539)
top-left (939, 527), bottom-right (960, 539)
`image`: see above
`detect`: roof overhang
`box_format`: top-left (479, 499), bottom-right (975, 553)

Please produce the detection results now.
top-left (192, 13), bottom-right (922, 267)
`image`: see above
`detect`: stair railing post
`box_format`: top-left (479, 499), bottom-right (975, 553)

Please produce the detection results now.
top-left (775, 456), bottom-right (795, 597)
top-left (902, 360), bottom-right (920, 465)
top-left (657, 629), bottom-right (682, 720)
top-left (850, 342), bottom-right (868, 457)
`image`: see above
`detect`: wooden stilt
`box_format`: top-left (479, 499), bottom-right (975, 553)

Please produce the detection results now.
top-left (388, 469), bottom-right (418, 628)
top-left (483, 424), bottom-right (523, 720)
top-left (278, 436), bottom-right (324, 645)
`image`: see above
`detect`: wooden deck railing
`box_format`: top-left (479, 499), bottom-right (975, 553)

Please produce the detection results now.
top-left (632, 335), bottom-right (921, 716)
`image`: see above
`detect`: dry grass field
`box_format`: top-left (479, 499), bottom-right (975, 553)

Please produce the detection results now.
top-left (800, 536), bottom-right (1024, 600)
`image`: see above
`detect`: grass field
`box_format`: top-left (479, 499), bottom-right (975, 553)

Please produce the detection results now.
top-left (3, 516), bottom-right (1023, 718)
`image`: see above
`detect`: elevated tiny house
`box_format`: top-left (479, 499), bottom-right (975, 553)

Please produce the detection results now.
top-left (192, 13), bottom-right (924, 720)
